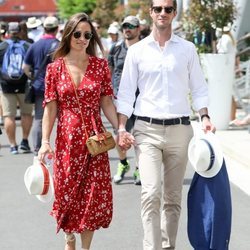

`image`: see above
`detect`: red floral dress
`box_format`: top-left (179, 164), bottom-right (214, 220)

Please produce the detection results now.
top-left (44, 56), bottom-right (113, 233)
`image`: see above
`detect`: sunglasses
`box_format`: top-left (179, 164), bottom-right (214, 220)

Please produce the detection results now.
top-left (152, 6), bottom-right (175, 14)
top-left (122, 23), bottom-right (138, 30)
top-left (73, 31), bottom-right (93, 40)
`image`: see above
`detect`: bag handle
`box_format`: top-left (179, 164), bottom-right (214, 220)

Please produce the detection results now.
top-left (64, 58), bottom-right (89, 139)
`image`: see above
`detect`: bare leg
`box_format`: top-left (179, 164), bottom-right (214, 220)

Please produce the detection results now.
top-left (0, 98), bottom-right (3, 125)
top-left (117, 145), bottom-right (127, 160)
top-left (65, 233), bottom-right (76, 250)
top-left (231, 96), bottom-right (237, 121)
top-left (230, 114), bottom-right (250, 126)
top-left (20, 114), bottom-right (33, 139)
top-left (80, 230), bottom-right (94, 250)
top-left (4, 116), bottom-right (17, 146)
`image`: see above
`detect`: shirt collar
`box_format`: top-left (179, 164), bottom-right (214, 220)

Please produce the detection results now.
top-left (42, 34), bottom-right (56, 39)
top-left (147, 32), bottom-right (179, 45)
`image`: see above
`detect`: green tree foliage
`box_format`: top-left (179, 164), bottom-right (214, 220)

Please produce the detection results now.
top-left (112, 0), bottom-right (151, 30)
top-left (91, 0), bottom-right (118, 28)
top-left (182, 0), bottom-right (237, 53)
top-left (57, 0), bottom-right (96, 19)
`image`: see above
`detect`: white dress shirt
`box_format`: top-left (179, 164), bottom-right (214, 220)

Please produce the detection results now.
top-left (116, 33), bottom-right (208, 119)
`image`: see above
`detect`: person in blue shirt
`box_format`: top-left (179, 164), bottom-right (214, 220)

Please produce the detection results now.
top-left (23, 16), bottom-right (59, 156)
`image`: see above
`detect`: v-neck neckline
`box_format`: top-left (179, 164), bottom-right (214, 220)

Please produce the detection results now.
top-left (64, 57), bottom-right (91, 89)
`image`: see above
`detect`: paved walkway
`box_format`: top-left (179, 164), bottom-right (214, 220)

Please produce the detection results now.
top-left (0, 118), bottom-right (250, 249)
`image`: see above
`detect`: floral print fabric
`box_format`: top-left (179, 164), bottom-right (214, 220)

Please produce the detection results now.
top-left (44, 56), bottom-right (113, 233)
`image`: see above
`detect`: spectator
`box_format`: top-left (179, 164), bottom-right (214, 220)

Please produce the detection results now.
top-left (56, 23), bottom-right (65, 41)
top-left (229, 114), bottom-right (250, 127)
top-left (0, 23), bottom-right (5, 126)
top-left (0, 22), bottom-right (7, 39)
top-left (106, 25), bottom-right (119, 50)
top-left (26, 17), bottom-right (43, 42)
top-left (0, 22), bottom-right (33, 154)
top-left (216, 25), bottom-right (238, 121)
top-left (92, 21), bottom-right (109, 58)
top-left (19, 20), bottom-right (34, 43)
top-left (108, 15), bottom-right (141, 185)
top-left (23, 16), bottom-right (59, 156)
top-left (139, 19), bottom-right (151, 40)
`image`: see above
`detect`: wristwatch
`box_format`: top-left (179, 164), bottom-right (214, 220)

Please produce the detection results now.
top-left (200, 114), bottom-right (210, 121)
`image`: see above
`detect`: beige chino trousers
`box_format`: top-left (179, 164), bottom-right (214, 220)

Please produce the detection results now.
top-left (133, 119), bottom-right (193, 250)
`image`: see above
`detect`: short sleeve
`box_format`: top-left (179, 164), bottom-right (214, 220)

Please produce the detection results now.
top-left (43, 63), bottom-right (58, 106)
top-left (100, 59), bottom-right (114, 97)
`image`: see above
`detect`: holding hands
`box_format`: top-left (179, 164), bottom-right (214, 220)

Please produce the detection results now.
top-left (117, 129), bottom-right (135, 151)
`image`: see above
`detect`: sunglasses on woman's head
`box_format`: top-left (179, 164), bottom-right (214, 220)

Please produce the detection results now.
top-left (152, 6), bottom-right (175, 14)
top-left (73, 31), bottom-right (93, 40)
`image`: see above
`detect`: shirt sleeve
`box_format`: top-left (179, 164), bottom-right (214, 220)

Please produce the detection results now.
top-left (43, 63), bottom-right (58, 106)
top-left (107, 44), bottom-right (115, 68)
top-left (24, 45), bottom-right (34, 66)
top-left (100, 59), bottom-right (114, 97)
top-left (188, 44), bottom-right (209, 111)
top-left (116, 47), bottom-right (138, 118)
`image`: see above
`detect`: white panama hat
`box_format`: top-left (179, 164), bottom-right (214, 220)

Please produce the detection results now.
top-left (26, 17), bottom-right (42, 29)
top-left (188, 131), bottom-right (224, 178)
top-left (24, 161), bottom-right (54, 203)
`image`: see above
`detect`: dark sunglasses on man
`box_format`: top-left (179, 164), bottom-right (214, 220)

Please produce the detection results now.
top-left (152, 6), bottom-right (175, 14)
top-left (122, 23), bottom-right (138, 30)
top-left (73, 31), bottom-right (93, 40)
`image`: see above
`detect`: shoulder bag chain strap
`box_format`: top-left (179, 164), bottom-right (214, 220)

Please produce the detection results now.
top-left (64, 58), bottom-right (89, 139)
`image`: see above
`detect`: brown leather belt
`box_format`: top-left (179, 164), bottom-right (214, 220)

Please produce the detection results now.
top-left (136, 116), bottom-right (190, 125)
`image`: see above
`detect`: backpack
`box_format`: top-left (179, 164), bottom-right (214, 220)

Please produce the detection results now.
top-left (1, 39), bottom-right (26, 81)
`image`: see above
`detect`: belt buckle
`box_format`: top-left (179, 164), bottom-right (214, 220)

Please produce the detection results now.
top-left (173, 117), bottom-right (181, 125)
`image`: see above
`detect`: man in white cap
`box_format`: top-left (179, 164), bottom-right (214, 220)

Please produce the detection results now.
top-left (23, 16), bottom-right (59, 157)
top-left (26, 17), bottom-right (43, 42)
top-left (106, 25), bottom-right (119, 50)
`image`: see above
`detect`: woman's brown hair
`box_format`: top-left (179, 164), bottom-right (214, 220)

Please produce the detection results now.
top-left (53, 13), bottom-right (104, 60)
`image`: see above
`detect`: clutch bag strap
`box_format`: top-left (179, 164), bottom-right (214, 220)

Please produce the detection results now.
top-left (64, 59), bottom-right (89, 139)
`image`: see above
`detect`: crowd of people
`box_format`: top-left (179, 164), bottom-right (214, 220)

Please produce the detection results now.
top-left (0, 0), bottom-right (247, 249)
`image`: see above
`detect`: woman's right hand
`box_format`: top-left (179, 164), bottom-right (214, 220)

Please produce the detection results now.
top-left (38, 143), bottom-right (54, 163)
top-left (117, 131), bottom-right (135, 151)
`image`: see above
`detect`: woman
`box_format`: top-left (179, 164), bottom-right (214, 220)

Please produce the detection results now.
top-left (38, 13), bottom-right (119, 250)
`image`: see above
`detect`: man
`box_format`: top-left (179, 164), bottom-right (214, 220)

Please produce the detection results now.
top-left (26, 17), bottom-right (43, 42)
top-left (106, 25), bottom-right (120, 51)
top-left (23, 16), bottom-right (59, 156)
top-left (0, 22), bottom-right (33, 154)
top-left (108, 16), bottom-right (141, 185)
top-left (0, 22), bottom-right (6, 126)
top-left (116, 0), bottom-right (215, 249)
top-left (92, 21), bottom-right (109, 58)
